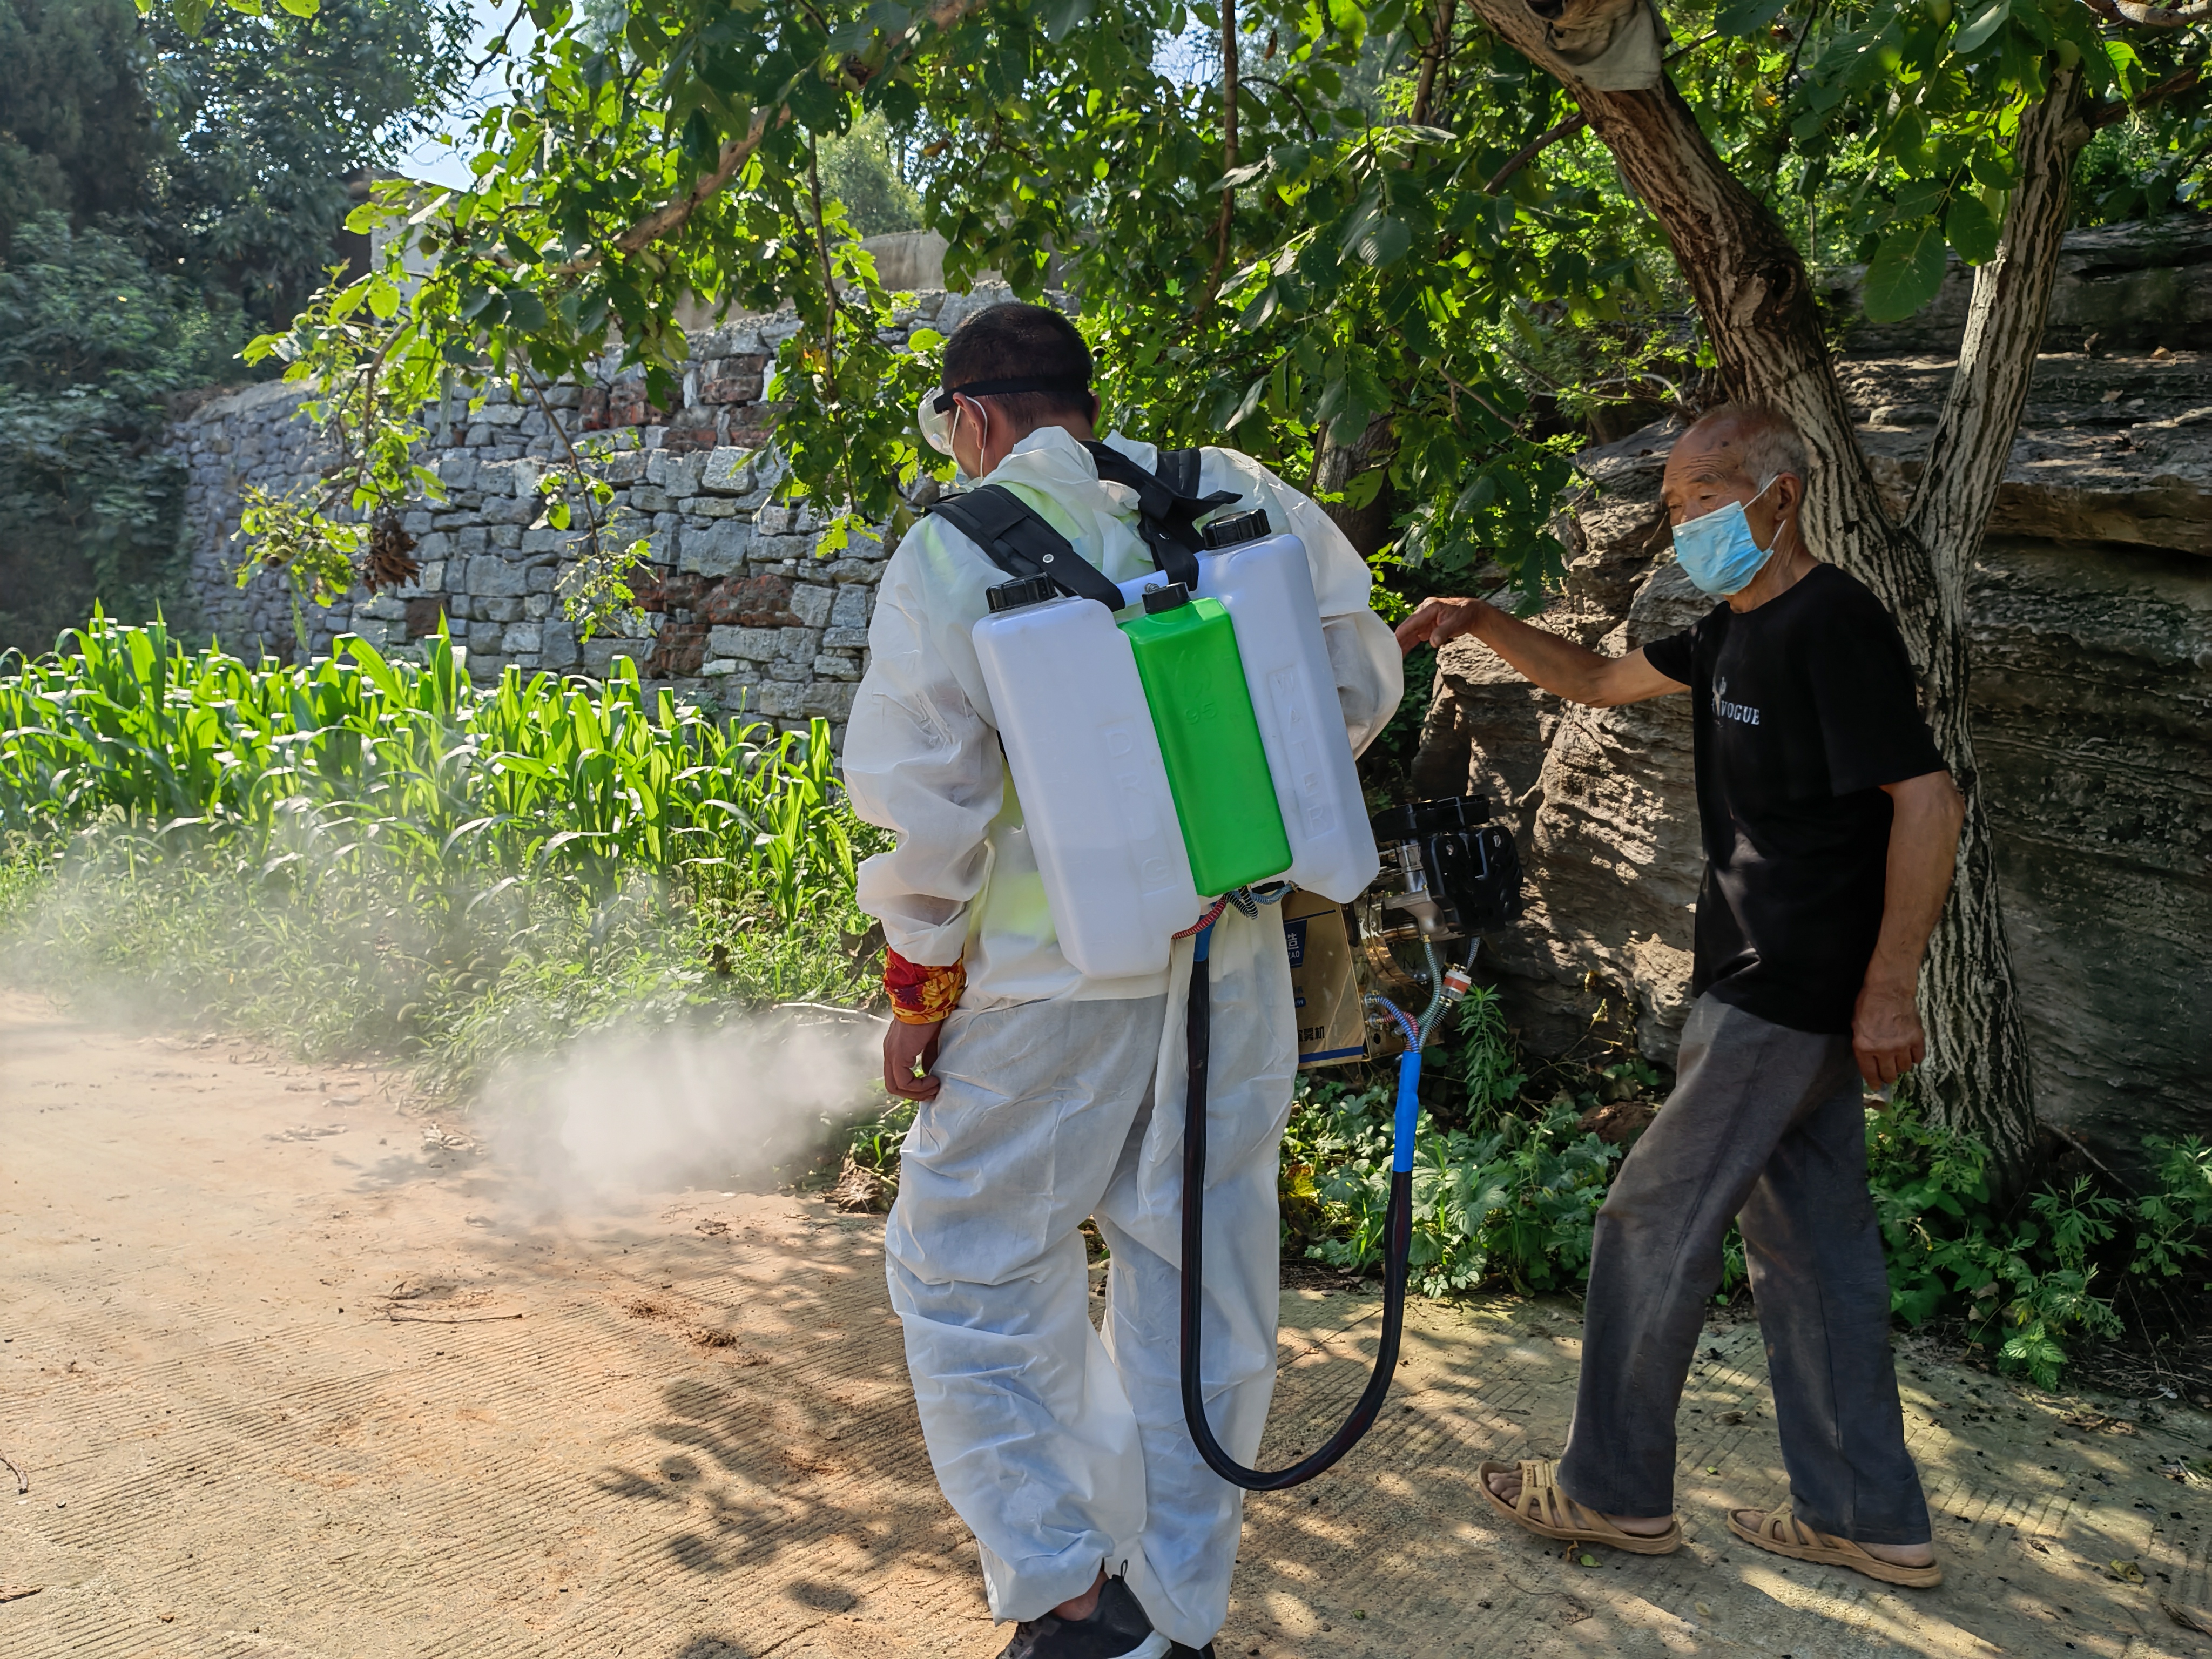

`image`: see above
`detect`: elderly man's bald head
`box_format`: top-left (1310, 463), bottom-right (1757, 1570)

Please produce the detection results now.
top-left (1676, 403), bottom-right (1809, 492)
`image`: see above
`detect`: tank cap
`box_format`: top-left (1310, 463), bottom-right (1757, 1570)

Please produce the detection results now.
top-left (1201, 508), bottom-right (1271, 549)
top-left (986, 575), bottom-right (1060, 613)
top-left (1142, 582), bottom-right (1192, 615)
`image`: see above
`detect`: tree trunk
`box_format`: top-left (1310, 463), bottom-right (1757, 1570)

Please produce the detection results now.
top-left (1903, 70), bottom-right (2089, 1190)
top-left (1452, 0), bottom-right (2064, 1190)
top-left (1313, 414), bottom-right (1397, 558)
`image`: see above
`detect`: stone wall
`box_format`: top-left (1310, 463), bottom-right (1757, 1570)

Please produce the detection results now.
top-left (173, 287), bottom-right (1015, 740)
top-left (1415, 220), bottom-right (2212, 1157)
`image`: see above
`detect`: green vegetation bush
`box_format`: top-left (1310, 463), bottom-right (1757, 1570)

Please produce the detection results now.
top-left (1871, 1104), bottom-right (2212, 1388)
top-left (0, 215), bottom-right (248, 650)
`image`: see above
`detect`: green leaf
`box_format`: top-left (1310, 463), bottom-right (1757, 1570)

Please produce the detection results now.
top-left (173, 0), bottom-right (212, 31)
top-left (504, 290), bottom-right (548, 332)
top-left (2103, 37), bottom-right (2143, 99)
top-left (1892, 177), bottom-right (1947, 221)
top-left (1862, 223), bottom-right (1950, 322)
top-left (1715, 0), bottom-right (1792, 37)
top-left (1950, 0), bottom-right (2010, 57)
top-left (1944, 193), bottom-right (1999, 266)
top-left (1968, 149), bottom-right (2015, 191)
top-left (1226, 375), bottom-right (1270, 429)
top-left (273, 0), bottom-right (318, 15)
top-left (1346, 211), bottom-right (1411, 270)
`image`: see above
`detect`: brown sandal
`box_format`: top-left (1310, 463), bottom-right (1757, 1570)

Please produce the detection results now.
top-left (1727, 1504), bottom-right (1942, 1588)
top-left (1478, 1459), bottom-right (1683, 1555)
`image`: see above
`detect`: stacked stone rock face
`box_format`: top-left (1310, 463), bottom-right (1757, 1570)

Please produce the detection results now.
top-left (1413, 217), bottom-right (2212, 1157)
top-left (175, 287), bottom-right (1014, 743)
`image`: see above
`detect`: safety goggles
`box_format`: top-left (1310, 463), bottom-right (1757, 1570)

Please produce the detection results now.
top-left (916, 375), bottom-right (1095, 457)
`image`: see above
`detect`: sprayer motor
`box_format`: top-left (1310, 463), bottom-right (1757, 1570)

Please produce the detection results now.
top-left (1354, 795), bottom-right (1524, 1007)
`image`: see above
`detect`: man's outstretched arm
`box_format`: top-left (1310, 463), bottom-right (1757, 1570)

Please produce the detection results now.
top-left (1396, 597), bottom-right (1684, 707)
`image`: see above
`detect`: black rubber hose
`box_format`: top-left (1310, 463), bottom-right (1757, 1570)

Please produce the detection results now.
top-left (1178, 934), bottom-right (1413, 1492)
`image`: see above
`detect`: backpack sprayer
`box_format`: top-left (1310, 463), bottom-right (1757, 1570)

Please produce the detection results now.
top-left (936, 451), bottom-right (1522, 1491)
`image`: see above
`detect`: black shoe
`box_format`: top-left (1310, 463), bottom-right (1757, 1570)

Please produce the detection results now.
top-left (998, 1577), bottom-right (1170, 1659)
top-left (1167, 1645), bottom-right (1216, 1658)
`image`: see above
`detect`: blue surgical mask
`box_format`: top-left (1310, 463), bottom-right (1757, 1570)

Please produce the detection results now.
top-left (1671, 477), bottom-right (1780, 597)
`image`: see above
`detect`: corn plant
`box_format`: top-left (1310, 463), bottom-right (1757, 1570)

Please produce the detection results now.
top-left (0, 614), bottom-right (855, 920)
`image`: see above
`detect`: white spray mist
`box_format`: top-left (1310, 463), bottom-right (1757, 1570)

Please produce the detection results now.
top-left (476, 1007), bottom-right (882, 1213)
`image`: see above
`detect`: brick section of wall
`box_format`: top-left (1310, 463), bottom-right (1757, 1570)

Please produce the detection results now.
top-left (173, 287), bottom-right (1012, 744)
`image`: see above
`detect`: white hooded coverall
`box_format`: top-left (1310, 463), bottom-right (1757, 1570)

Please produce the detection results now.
top-left (842, 427), bottom-right (1401, 1648)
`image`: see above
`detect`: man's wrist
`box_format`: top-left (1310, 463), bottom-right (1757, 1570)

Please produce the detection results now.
top-left (885, 948), bottom-right (965, 1024)
top-left (1447, 597), bottom-right (1494, 644)
top-left (1859, 967), bottom-right (1919, 1001)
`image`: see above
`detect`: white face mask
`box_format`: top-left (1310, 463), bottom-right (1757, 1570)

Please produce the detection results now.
top-left (918, 389), bottom-right (959, 457)
top-left (1671, 475), bottom-right (1782, 597)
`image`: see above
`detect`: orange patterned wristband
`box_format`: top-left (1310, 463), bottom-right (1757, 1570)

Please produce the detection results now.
top-left (885, 948), bottom-right (965, 1025)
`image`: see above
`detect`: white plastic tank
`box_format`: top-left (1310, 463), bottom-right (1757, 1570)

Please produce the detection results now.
top-left (1118, 518), bottom-right (1379, 903)
top-left (970, 578), bottom-right (1203, 978)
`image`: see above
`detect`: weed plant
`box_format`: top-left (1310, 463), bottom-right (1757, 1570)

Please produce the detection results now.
top-left (1870, 1104), bottom-right (2212, 1388)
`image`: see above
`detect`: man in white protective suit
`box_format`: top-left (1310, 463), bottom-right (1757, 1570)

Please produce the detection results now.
top-left (842, 302), bottom-right (1402, 1659)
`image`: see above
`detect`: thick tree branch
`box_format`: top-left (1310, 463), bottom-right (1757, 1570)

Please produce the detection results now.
top-left (1907, 68), bottom-right (2089, 587)
top-left (1485, 112), bottom-right (1587, 192)
top-left (554, 0), bottom-right (989, 278)
top-left (1411, 0), bottom-right (1461, 127)
top-left (613, 107), bottom-right (775, 260)
top-left (2088, 63), bottom-right (2203, 126)
top-left (2079, 0), bottom-right (2212, 25)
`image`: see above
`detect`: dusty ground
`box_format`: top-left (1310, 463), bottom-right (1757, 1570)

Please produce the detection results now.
top-left (3, 988), bottom-right (2210, 1659)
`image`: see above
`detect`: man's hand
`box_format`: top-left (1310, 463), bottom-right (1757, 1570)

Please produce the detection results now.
top-left (884, 1018), bottom-right (945, 1101)
top-left (1395, 597), bottom-right (1491, 654)
top-left (1852, 979), bottom-right (1925, 1091)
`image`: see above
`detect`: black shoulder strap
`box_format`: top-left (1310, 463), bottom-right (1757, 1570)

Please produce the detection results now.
top-left (1155, 447), bottom-right (1203, 500)
top-left (928, 487), bottom-right (1128, 610)
top-left (1083, 441), bottom-right (1239, 589)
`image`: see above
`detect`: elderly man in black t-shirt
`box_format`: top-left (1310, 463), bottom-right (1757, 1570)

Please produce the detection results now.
top-left (1398, 404), bottom-right (1965, 1588)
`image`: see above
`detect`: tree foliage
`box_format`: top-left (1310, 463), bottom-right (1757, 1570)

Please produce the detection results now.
top-left (208, 0), bottom-right (2203, 610)
top-left (0, 0), bottom-right (475, 651)
top-left (0, 214), bottom-right (239, 651)
top-left (0, 0), bottom-right (160, 251)
top-left (145, 0), bottom-right (476, 321)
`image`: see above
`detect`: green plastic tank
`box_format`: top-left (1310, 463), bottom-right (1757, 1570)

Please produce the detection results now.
top-left (1119, 584), bottom-right (1292, 896)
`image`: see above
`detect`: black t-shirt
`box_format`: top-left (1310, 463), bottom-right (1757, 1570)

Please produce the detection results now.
top-left (1642, 563), bottom-right (1947, 1035)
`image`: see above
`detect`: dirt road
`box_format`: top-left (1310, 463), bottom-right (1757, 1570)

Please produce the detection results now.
top-left (4, 989), bottom-right (2209, 1658)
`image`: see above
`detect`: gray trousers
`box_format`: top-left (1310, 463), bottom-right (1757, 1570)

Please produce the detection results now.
top-left (1556, 994), bottom-right (1931, 1546)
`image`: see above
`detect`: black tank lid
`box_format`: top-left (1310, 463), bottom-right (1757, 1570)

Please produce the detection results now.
top-left (1142, 582), bottom-right (1192, 615)
top-left (986, 575), bottom-right (1060, 613)
top-left (1201, 508), bottom-right (1271, 549)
